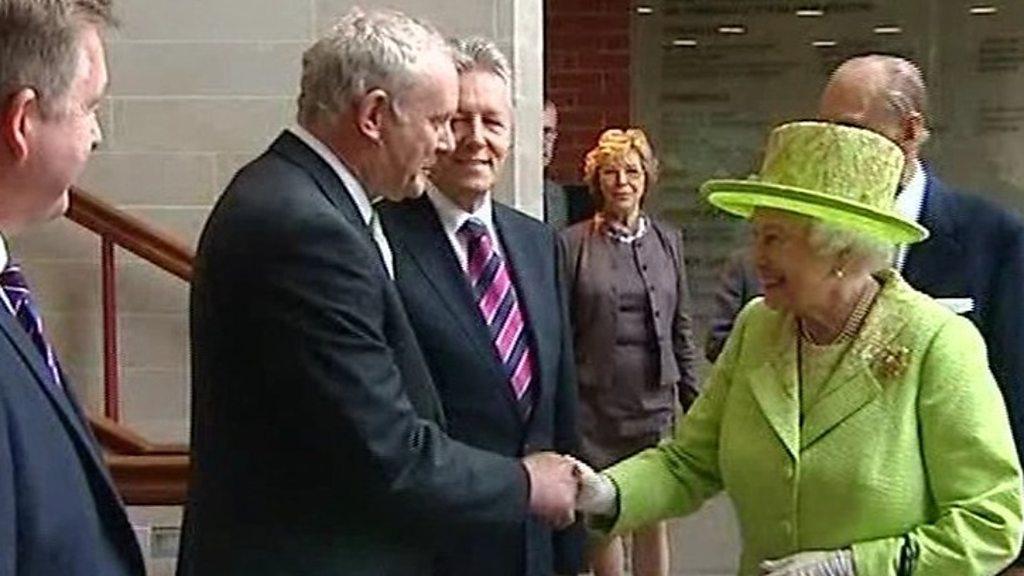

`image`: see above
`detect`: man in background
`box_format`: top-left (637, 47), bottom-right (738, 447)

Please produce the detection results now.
top-left (543, 98), bottom-right (570, 229)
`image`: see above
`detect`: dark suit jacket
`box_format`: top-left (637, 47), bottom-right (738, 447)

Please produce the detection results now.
top-left (0, 303), bottom-right (144, 575)
top-left (543, 178), bottom-right (569, 230)
top-left (178, 131), bottom-right (529, 576)
top-left (903, 175), bottom-right (1024, 482)
top-left (378, 195), bottom-right (584, 576)
top-left (702, 173), bottom-right (1024, 477)
top-left (705, 248), bottom-right (759, 363)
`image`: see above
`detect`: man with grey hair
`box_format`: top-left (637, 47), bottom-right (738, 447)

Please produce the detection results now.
top-left (379, 37), bottom-right (584, 576)
top-left (179, 9), bottom-right (578, 576)
top-left (0, 1), bottom-right (145, 575)
top-left (823, 54), bottom-right (1024, 570)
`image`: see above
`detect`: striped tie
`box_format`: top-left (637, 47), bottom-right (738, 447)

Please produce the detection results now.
top-left (1, 261), bottom-right (62, 389)
top-left (458, 219), bottom-right (534, 412)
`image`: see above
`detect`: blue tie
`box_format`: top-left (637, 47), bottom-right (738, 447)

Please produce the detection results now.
top-left (1, 261), bottom-right (62, 389)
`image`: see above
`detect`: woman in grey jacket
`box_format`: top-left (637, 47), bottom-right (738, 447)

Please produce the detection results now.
top-left (560, 128), bottom-right (700, 576)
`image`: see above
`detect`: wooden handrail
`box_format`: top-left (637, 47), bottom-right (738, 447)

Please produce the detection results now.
top-left (67, 186), bottom-right (194, 281)
top-left (62, 187), bottom-right (195, 505)
top-left (89, 415), bottom-right (187, 456)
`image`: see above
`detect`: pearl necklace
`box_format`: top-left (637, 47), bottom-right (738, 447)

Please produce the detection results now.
top-left (799, 278), bottom-right (880, 345)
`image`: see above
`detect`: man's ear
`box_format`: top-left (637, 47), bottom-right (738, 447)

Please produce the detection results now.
top-left (903, 112), bottom-right (928, 150)
top-left (1, 88), bottom-right (38, 162)
top-left (354, 88), bottom-right (391, 144)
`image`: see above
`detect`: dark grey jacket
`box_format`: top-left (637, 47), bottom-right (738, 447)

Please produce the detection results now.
top-left (560, 217), bottom-right (699, 409)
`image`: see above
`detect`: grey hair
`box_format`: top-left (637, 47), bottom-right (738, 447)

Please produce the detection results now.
top-left (839, 54), bottom-right (930, 142)
top-left (0, 0), bottom-right (115, 118)
top-left (297, 7), bottom-right (450, 126)
top-left (807, 219), bottom-right (894, 274)
top-left (449, 36), bottom-right (511, 88)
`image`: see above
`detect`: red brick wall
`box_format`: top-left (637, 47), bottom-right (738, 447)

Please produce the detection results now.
top-left (545, 0), bottom-right (633, 184)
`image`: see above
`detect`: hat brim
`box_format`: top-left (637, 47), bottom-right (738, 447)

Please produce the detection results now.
top-left (701, 179), bottom-right (929, 244)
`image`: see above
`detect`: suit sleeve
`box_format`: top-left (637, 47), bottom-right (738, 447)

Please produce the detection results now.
top-left (552, 233), bottom-right (585, 574)
top-left (983, 225), bottom-right (1024, 471)
top-left (260, 209), bottom-right (529, 527)
top-left (704, 250), bottom-right (750, 363)
top-left (851, 315), bottom-right (1024, 575)
top-left (670, 229), bottom-right (699, 408)
top-left (0, 383), bottom-right (15, 575)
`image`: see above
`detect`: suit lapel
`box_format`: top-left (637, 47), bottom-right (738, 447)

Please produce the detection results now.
top-left (800, 362), bottom-right (881, 451)
top-left (800, 273), bottom-right (906, 449)
top-left (270, 131), bottom-right (365, 231)
top-left (270, 131), bottom-right (395, 277)
top-left (748, 314), bottom-right (800, 460)
top-left (392, 197), bottom-right (526, 420)
top-left (903, 175), bottom-right (964, 294)
top-left (0, 310), bottom-right (120, 495)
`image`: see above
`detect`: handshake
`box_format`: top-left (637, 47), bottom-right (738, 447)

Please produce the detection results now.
top-left (521, 452), bottom-right (617, 529)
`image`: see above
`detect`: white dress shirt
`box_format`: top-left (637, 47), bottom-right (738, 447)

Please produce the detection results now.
top-left (894, 160), bottom-right (926, 271)
top-left (0, 237), bottom-right (15, 315)
top-left (426, 186), bottom-right (505, 273)
top-left (288, 125), bottom-right (394, 279)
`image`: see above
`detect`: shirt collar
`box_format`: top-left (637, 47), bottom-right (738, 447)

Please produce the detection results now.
top-left (596, 212), bottom-right (649, 243)
top-left (895, 159), bottom-right (926, 223)
top-left (426, 185), bottom-right (496, 238)
top-left (0, 235), bottom-right (8, 272)
top-left (288, 125), bottom-right (375, 226)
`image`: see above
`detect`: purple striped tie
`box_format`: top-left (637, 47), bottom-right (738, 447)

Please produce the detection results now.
top-left (458, 219), bottom-right (534, 410)
top-left (1, 261), bottom-right (62, 389)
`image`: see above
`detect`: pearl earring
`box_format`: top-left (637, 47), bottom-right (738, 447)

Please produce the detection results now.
top-left (834, 268), bottom-right (845, 279)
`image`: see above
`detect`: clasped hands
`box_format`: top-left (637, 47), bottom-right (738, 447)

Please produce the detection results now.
top-left (524, 454), bottom-right (852, 576)
top-left (521, 453), bottom-right (618, 529)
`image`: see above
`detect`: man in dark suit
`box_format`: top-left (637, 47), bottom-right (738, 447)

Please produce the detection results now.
top-left (0, 1), bottom-right (145, 575)
top-left (178, 10), bottom-right (578, 576)
top-left (704, 249), bottom-right (759, 363)
top-left (823, 58), bottom-right (1024, 497)
top-left (706, 56), bottom-right (1024, 530)
top-left (379, 38), bottom-right (584, 576)
top-left (543, 98), bottom-right (569, 230)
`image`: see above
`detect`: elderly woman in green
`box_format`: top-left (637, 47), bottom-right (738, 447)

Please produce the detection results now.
top-left (573, 121), bottom-right (1024, 575)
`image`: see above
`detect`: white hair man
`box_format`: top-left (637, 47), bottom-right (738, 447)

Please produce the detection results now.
top-left (0, 1), bottom-right (144, 574)
top-left (821, 54), bottom-right (1024, 570)
top-left (379, 37), bottom-right (585, 576)
top-left (178, 10), bottom-right (578, 576)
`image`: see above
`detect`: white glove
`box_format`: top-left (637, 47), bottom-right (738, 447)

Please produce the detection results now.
top-left (568, 457), bottom-right (617, 516)
top-left (760, 549), bottom-right (855, 576)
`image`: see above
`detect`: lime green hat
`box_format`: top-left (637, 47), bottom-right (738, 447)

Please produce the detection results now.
top-left (701, 121), bottom-right (929, 244)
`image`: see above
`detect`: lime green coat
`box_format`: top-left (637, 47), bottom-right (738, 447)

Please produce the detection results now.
top-left (605, 271), bottom-right (1023, 575)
